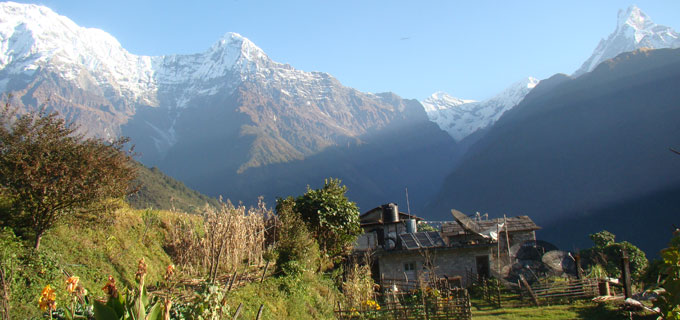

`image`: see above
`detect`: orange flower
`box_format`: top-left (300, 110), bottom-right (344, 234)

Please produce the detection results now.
top-left (164, 264), bottom-right (175, 281)
top-left (66, 276), bottom-right (79, 294)
top-left (135, 257), bottom-right (147, 282)
top-left (38, 284), bottom-right (57, 311)
top-left (102, 275), bottom-right (118, 298)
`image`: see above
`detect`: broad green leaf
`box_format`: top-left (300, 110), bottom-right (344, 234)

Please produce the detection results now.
top-left (93, 300), bottom-right (121, 320)
top-left (145, 302), bottom-right (162, 320)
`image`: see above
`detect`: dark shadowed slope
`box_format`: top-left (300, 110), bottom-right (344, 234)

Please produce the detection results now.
top-left (425, 48), bottom-right (680, 255)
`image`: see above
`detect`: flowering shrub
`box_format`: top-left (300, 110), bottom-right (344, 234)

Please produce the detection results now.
top-left (362, 299), bottom-right (380, 310)
top-left (38, 285), bottom-right (56, 313)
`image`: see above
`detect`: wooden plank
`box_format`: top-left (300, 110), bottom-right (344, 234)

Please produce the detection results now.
top-left (232, 303), bottom-right (243, 320)
top-left (621, 250), bottom-right (632, 299)
top-left (227, 271), bottom-right (237, 291)
top-left (260, 260), bottom-right (269, 283)
top-left (255, 304), bottom-right (264, 320)
top-left (520, 275), bottom-right (540, 306)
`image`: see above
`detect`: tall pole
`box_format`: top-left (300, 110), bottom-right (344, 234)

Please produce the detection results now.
top-left (497, 222), bottom-right (501, 274)
top-left (504, 215), bottom-right (511, 267)
top-left (405, 187), bottom-right (411, 215)
top-left (621, 250), bottom-right (632, 299)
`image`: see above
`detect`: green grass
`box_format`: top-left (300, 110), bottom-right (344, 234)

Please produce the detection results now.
top-left (3, 204), bottom-right (195, 318)
top-left (2, 201), bottom-right (342, 320)
top-left (223, 273), bottom-right (340, 320)
top-left (471, 297), bottom-right (658, 320)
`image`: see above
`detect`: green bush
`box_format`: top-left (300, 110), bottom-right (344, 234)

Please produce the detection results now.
top-left (653, 230), bottom-right (680, 319)
top-left (291, 178), bottom-right (361, 261)
top-left (581, 230), bottom-right (648, 280)
top-left (275, 197), bottom-right (319, 277)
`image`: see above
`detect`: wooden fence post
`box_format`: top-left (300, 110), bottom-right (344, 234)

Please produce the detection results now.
top-left (621, 250), bottom-right (632, 299)
top-left (232, 303), bottom-right (243, 320)
top-left (465, 289), bottom-right (472, 320)
top-left (496, 280), bottom-right (502, 308)
top-left (227, 271), bottom-right (237, 291)
top-left (575, 253), bottom-right (583, 280)
top-left (520, 275), bottom-right (540, 306)
top-left (255, 304), bottom-right (265, 320)
top-left (260, 260), bottom-right (270, 283)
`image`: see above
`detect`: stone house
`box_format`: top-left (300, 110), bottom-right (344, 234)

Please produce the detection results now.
top-left (353, 204), bottom-right (540, 288)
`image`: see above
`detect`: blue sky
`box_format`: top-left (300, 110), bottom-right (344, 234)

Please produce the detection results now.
top-left (12, 0), bottom-right (680, 101)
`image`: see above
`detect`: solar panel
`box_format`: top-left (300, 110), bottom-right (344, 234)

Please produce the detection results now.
top-left (399, 232), bottom-right (447, 250)
top-left (415, 232), bottom-right (434, 248)
top-left (399, 233), bottom-right (419, 250)
top-left (427, 231), bottom-right (446, 247)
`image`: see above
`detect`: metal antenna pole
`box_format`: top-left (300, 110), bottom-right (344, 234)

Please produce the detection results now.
top-left (405, 187), bottom-right (411, 214)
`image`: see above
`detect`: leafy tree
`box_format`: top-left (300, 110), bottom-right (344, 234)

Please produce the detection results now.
top-left (292, 178), bottom-right (361, 261)
top-left (590, 230), bottom-right (615, 248)
top-left (0, 105), bottom-right (137, 250)
top-left (581, 230), bottom-right (648, 279)
top-left (275, 197), bottom-right (319, 276)
top-left (418, 222), bottom-right (437, 232)
top-left (654, 230), bottom-right (680, 319)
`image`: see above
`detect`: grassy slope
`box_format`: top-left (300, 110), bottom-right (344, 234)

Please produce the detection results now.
top-left (5, 203), bottom-right (340, 319)
top-left (127, 163), bottom-right (219, 213)
top-left (7, 205), bottom-right (196, 318)
top-left (224, 274), bottom-right (340, 320)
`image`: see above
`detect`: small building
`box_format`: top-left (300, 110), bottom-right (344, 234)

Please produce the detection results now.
top-left (353, 204), bottom-right (541, 288)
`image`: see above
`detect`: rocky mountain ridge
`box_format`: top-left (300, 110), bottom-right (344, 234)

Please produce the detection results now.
top-left (0, 2), bottom-right (422, 172)
top-left (0, 1), bottom-right (456, 211)
top-left (422, 77), bottom-right (538, 141)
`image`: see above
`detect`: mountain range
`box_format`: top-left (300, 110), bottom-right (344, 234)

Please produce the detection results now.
top-left (0, 1), bottom-right (456, 211)
top-left (425, 47), bottom-right (680, 255)
top-left (1, 2), bottom-right (679, 254)
top-left (422, 5), bottom-right (680, 143)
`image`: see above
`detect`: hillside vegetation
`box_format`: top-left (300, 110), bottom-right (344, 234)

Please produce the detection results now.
top-left (0, 201), bottom-right (343, 319)
top-left (127, 163), bottom-right (220, 213)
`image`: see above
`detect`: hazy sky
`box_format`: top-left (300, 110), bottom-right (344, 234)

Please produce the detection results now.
top-left (12, 0), bottom-right (680, 101)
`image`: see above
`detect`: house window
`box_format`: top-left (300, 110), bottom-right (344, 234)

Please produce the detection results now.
top-left (404, 262), bottom-right (416, 271)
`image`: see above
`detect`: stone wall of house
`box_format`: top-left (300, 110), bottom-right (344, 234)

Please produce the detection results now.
top-left (353, 232), bottom-right (378, 251)
top-left (377, 246), bottom-right (492, 287)
top-left (509, 230), bottom-right (536, 246)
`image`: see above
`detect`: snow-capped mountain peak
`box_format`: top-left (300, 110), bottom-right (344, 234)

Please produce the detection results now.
top-left (617, 6), bottom-right (653, 34)
top-left (0, 1), bottom-right (156, 104)
top-left (574, 6), bottom-right (680, 76)
top-left (1, 1), bottom-right (425, 167)
top-left (422, 77), bottom-right (538, 141)
top-left (422, 91), bottom-right (476, 113)
top-left (213, 32), bottom-right (268, 63)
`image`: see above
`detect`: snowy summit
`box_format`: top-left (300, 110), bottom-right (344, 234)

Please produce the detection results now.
top-left (422, 77), bottom-right (539, 142)
top-left (573, 5), bottom-right (680, 76)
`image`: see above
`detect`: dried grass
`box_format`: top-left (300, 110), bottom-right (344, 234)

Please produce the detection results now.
top-left (165, 198), bottom-right (270, 281)
top-left (342, 255), bottom-right (375, 308)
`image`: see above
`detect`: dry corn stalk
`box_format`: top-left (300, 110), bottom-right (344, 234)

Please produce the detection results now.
top-left (167, 198), bottom-right (269, 282)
